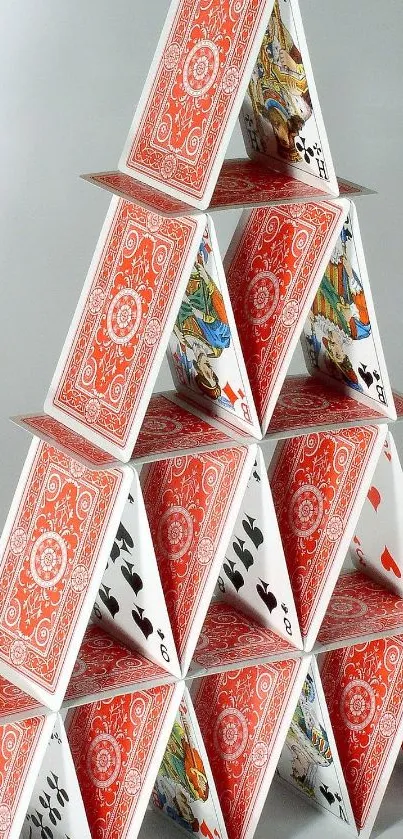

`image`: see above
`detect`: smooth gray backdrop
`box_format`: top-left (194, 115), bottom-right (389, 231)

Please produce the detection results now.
top-left (0, 3), bottom-right (403, 835)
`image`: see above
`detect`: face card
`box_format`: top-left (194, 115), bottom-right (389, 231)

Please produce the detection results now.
top-left (277, 659), bottom-right (355, 828)
top-left (45, 197), bottom-right (206, 461)
top-left (301, 203), bottom-right (396, 419)
top-left (350, 432), bottom-right (403, 597)
top-left (131, 394), bottom-right (233, 461)
top-left (22, 716), bottom-right (91, 839)
top-left (67, 682), bottom-right (183, 839)
top-left (92, 471), bottom-right (181, 678)
top-left (119, 0), bottom-right (274, 208)
top-left (151, 688), bottom-right (228, 839)
top-left (224, 200), bottom-right (347, 433)
top-left (0, 713), bottom-right (55, 839)
top-left (316, 571), bottom-right (403, 651)
top-left (193, 656), bottom-right (311, 839)
top-left (269, 424), bottom-right (387, 651)
top-left (240, 0), bottom-right (338, 194)
top-left (192, 601), bottom-right (298, 674)
top-left (321, 636), bottom-right (403, 838)
top-left (141, 445), bottom-right (256, 675)
top-left (0, 438), bottom-right (131, 709)
top-left (216, 448), bottom-right (302, 648)
top-left (64, 624), bottom-right (172, 708)
top-left (167, 217), bottom-right (261, 437)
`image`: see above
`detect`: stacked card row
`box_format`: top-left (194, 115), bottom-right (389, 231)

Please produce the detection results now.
top-left (13, 196), bottom-right (395, 468)
top-left (3, 416), bottom-right (403, 710)
top-left (6, 629), bottom-right (403, 839)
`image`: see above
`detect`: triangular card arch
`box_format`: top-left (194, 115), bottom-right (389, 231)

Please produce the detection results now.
top-left (84, 0), bottom-right (338, 211)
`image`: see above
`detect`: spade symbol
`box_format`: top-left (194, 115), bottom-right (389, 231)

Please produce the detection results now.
top-left (320, 784), bottom-right (335, 806)
top-left (358, 364), bottom-right (373, 389)
top-left (132, 606), bottom-right (153, 639)
top-left (99, 584), bottom-right (120, 619)
top-left (121, 561), bottom-right (143, 595)
top-left (256, 579), bottom-right (277, 613)
top-left (232, 538), bottom-right (254, 570)
top-left (242, 515), bottom-right (263, 549)
top-left (223, 560), bottom-right (244, 592)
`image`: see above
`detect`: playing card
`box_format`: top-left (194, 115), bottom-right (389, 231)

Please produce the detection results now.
top-left (141, 445), bottom-right (257, 675)
top-left (64, 624), bottom-right (173, 709)
top-left (84, 160), bottom-right (369, 217)
top-left (151, 688), bottom-right (228, 839)
top-left (118, 0), bottom-right (274, 209)
top-left (267, 374), bottom-right (389, 439)
top-left (240, 0), bottom-right (338, 194)
top-left (269, 424), bottom-right (388, 650)
top-left (92, 470), bottom-right (181, 678)
top-left (67, 682), bottom-right (183, 839)
top-left (216, 448), bottom-right (302, 648)
top-left (22, 715), bottom-right (91, 839)
top-left (0, 438), bottom-right (131, 709)
top-left (13, 413), bottom-right (118, 469)
top-left (0, 676), bottom-right (43, 726)
top-left (191, 601), bottom-right (299, 675)
top-left (321, 635), bottom-right (403, 838)
top-left (131, 393), bottom-right (233, 462)
top-left (224, 199), bottom-right (348, 433)
top-left (350, 432), bottom-right (403, 596)
top-left (301, 203), bottom-right (396, 419)
top-left (45, 197), bottom-right (206, 461)
top-left (316, 571), bottom-right (403, 652)
top-left (167, 216), bottom-right (261, 437)
top-left (0, 713), bottom-right (55, 839)
top-left (277, 658), bottom-right (355, 829)
top-left (193, 656), bottom-right (311, 839)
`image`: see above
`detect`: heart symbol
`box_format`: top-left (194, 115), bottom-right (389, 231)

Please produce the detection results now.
top-left (367, 486), bottom-right (381, 512)
top-left (384, 449), bottom-right (392, 462)
top-left (353, 535), bottom-right (361, 545)
top-left (381, 547), bottom-right (401, 578)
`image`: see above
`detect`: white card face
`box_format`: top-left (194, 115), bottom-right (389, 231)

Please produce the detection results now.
top-left (151, 687), bottom-right (228, 839)
top-left (351, 432), bottom-right (403, 597)
top-left (277, 659), bottom-right (355, 829)
top-left (240, 0), bottom-right (338, 194)
top-left (216, 448), bottom-right (302, 648)
top-left (301, 202), bottom-right (396, 419)
top-left (22, 716), bottom-right (91, 839)
top-left (92, 470), bottom-right (181, 679)
top-left (166, 215), bottom-right (261, 438)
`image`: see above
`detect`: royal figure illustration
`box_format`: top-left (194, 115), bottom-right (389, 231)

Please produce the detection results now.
top-left (305, 223), bottom-right (371, 390)
top-left (172, 233), bottom-right (231, 402)
top-left (286, 673), bottom-right (332, 797)
top-left (248, 0), bottom-right (312, 161)
top-left (154, 713), bottom-right (209, 833)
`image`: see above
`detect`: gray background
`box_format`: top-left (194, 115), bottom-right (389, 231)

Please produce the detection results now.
top-left (1, 3), bottom-right (403, 834)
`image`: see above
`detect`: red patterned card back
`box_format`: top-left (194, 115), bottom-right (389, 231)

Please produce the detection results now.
top-left (321, 637), bottom-right (403, 831)
top-left (225, 202), bottom-right (345, 430)
top-left (141, 447), bottom-right (250, 669)
top-left (194, 658), bottom-right (305, 839)
top-left (270, 426), bottom-right (383, 643)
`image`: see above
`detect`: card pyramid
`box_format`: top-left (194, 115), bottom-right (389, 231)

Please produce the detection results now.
top-left (1, 0), bottom-right (403, 836)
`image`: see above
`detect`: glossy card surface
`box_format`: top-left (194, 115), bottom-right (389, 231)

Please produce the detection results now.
top-left (224, 200), bottom-right (347, 432)
top-left (0, 439), bottom-right (130, 708)
top-left (269, 425), bottom-right (387, 650)
top-left (141, 446), bottom-right (255, 675)
top-left (46, 198), bottom-right (205, 461)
